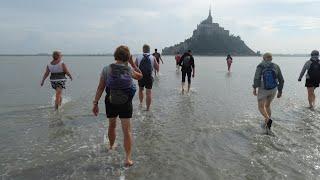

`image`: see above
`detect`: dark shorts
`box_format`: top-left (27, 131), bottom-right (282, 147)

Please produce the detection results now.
top-left (105, 96), bottom-right (133, 119)
top-left (51, 81), bottom-right (66, 89)
top-left (182, 70), bottom-right (192, 84)
top-left (138, 77), bottom-right (153, 89)
top-left (305, 79), bottom-right (320, 88)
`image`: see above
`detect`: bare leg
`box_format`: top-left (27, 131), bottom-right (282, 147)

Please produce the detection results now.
top-left (108, 118), bottom-right (117, 149)
top-left (227, 63), bottom-right (230, 71)
top-left (187, 83), bottom-right (191, 93)
top-left (121, 118), bottom-right (133, 166)
top-left (307, 87), bottom-right (315, 108)
top-left (265, 99), bottom-right (273, 118)
top-left (146, 89), bottom-right (152, 111)
top-left (55, 88), bottom-right (62, 110)
top-left (258, 100), bottom-right (270, 125)
top-left (139, 87), bottom-right (144, 106)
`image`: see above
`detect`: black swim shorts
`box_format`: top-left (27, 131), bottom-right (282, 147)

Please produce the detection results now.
top-left (305, 78), bottom-right (319, 88)
top-left (138, 77), bottom-right (153, 89)
top-left (105, 96), bottom-right (133, 119)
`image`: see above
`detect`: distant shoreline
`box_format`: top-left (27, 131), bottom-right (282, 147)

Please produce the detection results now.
top-left (0, 54), bottom-right (309, 57)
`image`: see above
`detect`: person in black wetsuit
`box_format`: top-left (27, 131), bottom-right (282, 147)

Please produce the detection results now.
top-left (179, 50), bottom-right (195, 94)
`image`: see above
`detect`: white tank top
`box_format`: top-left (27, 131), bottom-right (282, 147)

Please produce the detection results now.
top-left (48, 61), bottom-right (66, 81)
top-left (48, 60), bottom-right (64, 73)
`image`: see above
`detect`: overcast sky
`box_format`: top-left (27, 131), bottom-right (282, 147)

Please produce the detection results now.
top-left (0, 0), bottom-right (319, 54)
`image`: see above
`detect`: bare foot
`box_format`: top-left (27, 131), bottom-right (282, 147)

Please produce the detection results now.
top-left (124, 160), bottom-right (134, 167)
top-left (182, 89), bottom-right (185, 95)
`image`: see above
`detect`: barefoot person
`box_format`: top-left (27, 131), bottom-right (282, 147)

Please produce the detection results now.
top-left (175, 52), bottom-right (181, 71)
top-left (40, 51), bottom-right (73, 110)
top-left (226, 54), bottom-right (233, 72)
top-left (92, 45), bottom-right (142, 167)
top-left (179, 50), bottom-right (195, 94)
top-left (152, 48), bottom-right (163, 76)
top-left (136, 44), bottom-right (159, 111)
top-left (298, 50), bottom-right (320, 109)
top-left (253, 53), bottom-right (284, 133)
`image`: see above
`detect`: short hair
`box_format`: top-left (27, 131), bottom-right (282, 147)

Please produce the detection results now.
top-left (311, 50), bottom-right (319, 57)
top-left (263, 52), bottom-right (272, 61)
top-left (155, 49), bottom-right (158, 52)
top-left (52, 51), bottom-right (61, 60)
top-left (143, 44), bottom-right (150, 53)
top-left (114, 45), bottom-right (130, 62)
top-left (188, 50), bottom-right (192, 53)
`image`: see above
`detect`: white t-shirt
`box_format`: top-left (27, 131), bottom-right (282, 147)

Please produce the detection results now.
top-left (136, 53), bottom-right (156, 77)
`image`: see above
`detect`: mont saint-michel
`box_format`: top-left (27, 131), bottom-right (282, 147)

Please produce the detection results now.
top-left (162, 9), bottom-right (256, 56)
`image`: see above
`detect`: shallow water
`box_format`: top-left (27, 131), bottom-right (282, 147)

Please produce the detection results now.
top-left (0, 56), bottom-right (319, 180)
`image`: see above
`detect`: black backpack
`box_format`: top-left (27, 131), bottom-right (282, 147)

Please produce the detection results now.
top-left (308, 60), bottom-right (320, 82)
top-left (139, 55), bottom-right (152, 78)
top-left (182, 55), bottom-right (191, 69)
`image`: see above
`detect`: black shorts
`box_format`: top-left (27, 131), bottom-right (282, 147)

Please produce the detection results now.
top-left (305, 78), bottom-right (319, 88)
top-left (105, 96), bottom-right (133, 119)
top-left (138, 77), bottom-right (153, 89)
top-left (182, 71), bottom-right (192, 84)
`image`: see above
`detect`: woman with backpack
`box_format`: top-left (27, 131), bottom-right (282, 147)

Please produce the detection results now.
top-left (252, 53), bottom-right (284, 134)
top-left (92, 45), bottom-right (142, 167)
top-left (298, 50), bottom-right (320, 109)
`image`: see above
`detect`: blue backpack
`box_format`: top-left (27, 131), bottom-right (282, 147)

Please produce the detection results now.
top-left (139, 54), bottom-right (152, 78)
top-left (262, 64), bottom-right (278, 90)
top-left (105, 64), bottom-right (136, 104)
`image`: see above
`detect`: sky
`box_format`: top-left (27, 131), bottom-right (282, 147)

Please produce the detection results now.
top-left (0, 0), bottom-right (319, 54)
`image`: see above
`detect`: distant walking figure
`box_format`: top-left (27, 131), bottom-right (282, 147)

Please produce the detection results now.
top-left (92, 45), bottom-right (142, 167)
top-left (298, 50), bottom-right (320, 109)
top-left (175, 52), bottom-right (181, 71)
top-left (226, 54), bottom-right (233, 72)
top-left (152, 49), bottom-right (163, 76)
top-left (40, 51), bottom-right (73, 110)
top-left (136, 44), bottom-right (159, 111)
top-left (179, 50), bottom-right (195, 94)
top-left (253, 53), bottom-right (284, 134)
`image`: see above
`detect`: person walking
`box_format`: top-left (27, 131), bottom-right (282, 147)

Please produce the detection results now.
top-left (298, 50), bottom-right (320, 109)
top-left (136, 44), bottom-right (159, 111)
top-left (92, 45), bottom-right (142, 167)
top-left (253, 53), bottom-right (284, 134)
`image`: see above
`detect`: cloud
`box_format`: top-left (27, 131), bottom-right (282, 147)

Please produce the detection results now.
top-left (0, 0), bottom-right (319, 54)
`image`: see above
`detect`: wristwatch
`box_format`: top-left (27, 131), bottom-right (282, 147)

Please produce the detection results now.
top-left (93, 101), bottom-right (98, 105)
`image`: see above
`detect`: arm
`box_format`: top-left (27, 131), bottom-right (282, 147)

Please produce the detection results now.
top-left (277, 65), bottom-right (284, 98)
top-left (191, 57), bottom-right (195, 77)
top-left (92, 75), bottom-right (106, 116)
top-left (252, 65), bottom-right (262, 96)
top-left (160, 55), bottom-right (164, 64)
top-left (132, 70), bottom-right (143, 80)
top-left (298, 61), bottom-right (309, 81)
top-left (62, 63), bottom-right (73, 80)
top-left (179, 55), bottom-right (184, 66)
top-left (129, 55), bottom-right (143, 80)
top-left (41, 66), bottom-right (50, 86)
top-left (154, 58), bottom-right (159, 72)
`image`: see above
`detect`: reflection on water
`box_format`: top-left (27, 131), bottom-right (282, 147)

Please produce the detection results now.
top-left (1, 56), bottom-right (320, 179)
